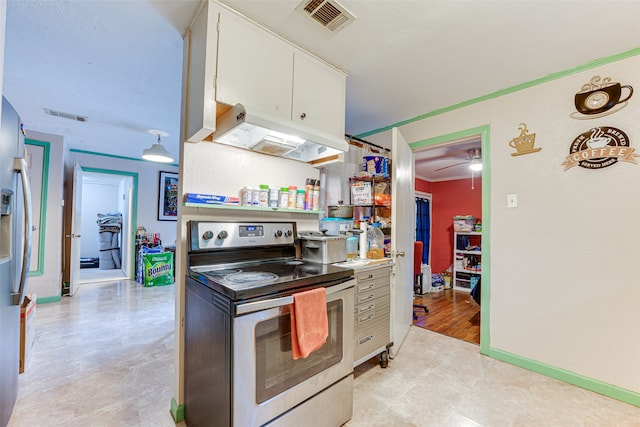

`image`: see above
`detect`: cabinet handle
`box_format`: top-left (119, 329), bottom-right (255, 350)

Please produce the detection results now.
top-left (358, 335), bottom-right (373, 345)
top-left (300, 112), bottom-right (306, 120)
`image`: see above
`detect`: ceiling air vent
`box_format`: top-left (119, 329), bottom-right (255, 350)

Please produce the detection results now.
top-left (296, 0), bottom-right (356, 32)
top-left (44, 108), bottom-right (88, 122)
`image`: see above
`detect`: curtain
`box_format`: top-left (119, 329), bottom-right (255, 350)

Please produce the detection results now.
top-left (415, 197), bottom-right (430, 264)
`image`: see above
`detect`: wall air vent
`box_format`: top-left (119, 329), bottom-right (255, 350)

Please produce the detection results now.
top-left (44, 108), bottom-right (88, 122)
top-left (296, 0), bottom-right (356, 32)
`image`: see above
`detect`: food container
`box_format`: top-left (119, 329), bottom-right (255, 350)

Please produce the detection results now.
top-left (327, 202), bottom-right (354, 218)
top-left (320, 218), bottom-right (353, 236)
top-left (298, 231), bottom-right (347, 264)
top-left (363, 155), bottom-right (390, 177)
top-left (453, 215), bottom-right (477, 232)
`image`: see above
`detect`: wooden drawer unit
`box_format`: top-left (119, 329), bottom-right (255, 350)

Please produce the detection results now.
top-left (353, 264), bottom-right (392, 368)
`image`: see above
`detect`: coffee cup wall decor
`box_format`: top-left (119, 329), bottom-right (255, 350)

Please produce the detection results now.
top-left (509, 123), bottom-right (541, 156)
top-left (571, 75), bottom-right (633, 119)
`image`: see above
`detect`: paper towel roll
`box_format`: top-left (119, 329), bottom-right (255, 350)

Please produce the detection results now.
top-left (359, 222), bottom-right (368, 259)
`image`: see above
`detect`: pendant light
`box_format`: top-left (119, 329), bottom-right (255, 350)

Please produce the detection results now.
top-left (142, 130), bottom-right (174, 163)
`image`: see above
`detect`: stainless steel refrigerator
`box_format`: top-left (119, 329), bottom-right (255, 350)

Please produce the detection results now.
top-left (0, 96), bottom-right (32, 426)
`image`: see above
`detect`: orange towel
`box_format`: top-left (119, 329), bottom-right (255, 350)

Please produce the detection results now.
top-left (290, 287), bottom-right (328, 360)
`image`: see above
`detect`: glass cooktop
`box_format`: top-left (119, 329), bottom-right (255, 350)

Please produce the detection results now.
top-left (189, 258), bottom-right (353, 301)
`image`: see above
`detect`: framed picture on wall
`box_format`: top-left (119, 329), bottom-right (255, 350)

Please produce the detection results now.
top-left (158, 171), bottom-right (178, 221)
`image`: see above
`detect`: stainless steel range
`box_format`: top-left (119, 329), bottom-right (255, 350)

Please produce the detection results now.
top-left (184, 220), bottom-right (355, 427)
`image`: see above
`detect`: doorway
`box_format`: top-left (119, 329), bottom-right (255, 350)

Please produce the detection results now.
top-left (78, 170), bottom-right (134, 284)
top-left (62, 166), bottom-right (138, 295)
top-left (411, 134), bottom-right (484, 345)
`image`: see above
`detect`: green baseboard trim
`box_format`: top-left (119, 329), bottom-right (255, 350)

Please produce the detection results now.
top-left (488, 347), bottom-right (640, 407)
top-left (171, 398), bottom-right (184, 423)
top-left (36, 295), bottom-right (62, 304)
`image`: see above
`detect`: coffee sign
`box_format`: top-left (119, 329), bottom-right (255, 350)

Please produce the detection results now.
top-left (571, 76), bottom-right (633, 119)
top-left (562, 126), bottom-right (639, 171)
top-left (509, 123), bottom-right (541, 156)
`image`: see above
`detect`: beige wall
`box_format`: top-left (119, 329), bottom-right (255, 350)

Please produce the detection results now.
top-left (377, 55), bottom-right (640, 395)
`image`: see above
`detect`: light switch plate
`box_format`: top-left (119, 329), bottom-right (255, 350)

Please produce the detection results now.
top-left (507, 193), bottom-right (518, 208)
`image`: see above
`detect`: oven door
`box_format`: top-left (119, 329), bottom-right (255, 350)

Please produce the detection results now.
top-left (233, 278), bottom-right (355, 426)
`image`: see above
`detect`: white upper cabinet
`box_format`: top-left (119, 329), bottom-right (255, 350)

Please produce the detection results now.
top-left (216, 12), bottom-right (293, 121)
top-left (292, 52), bottom-right (346, 138)
top-left (183, 2), bottom-right (347, 152)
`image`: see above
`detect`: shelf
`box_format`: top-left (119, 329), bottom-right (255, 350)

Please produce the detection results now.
top-left (183, 203), bottom-right (320, 215)
top-left (454, 231), bottom-right (482, 236)
top-left (455, 249), bottom-right (481, 255)
top-left (454, 269), bottom-right (482, 275)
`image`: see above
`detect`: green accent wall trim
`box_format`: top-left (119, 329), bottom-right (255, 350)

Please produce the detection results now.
top-left (488, 347), bottom-right (640, 407)
top-left (36, 295), bottom-right (61, 304)
top-left (70, 148), bottom-right (179, 167)
top-left (358, 46), bottom-right (640, 139)
top-left (81, 167), bottom-right (139, 281)
top-left (409, 125), bottom-right (492, 355)
top-left (25, 139), bottom-right (50, 276)
top-left (170, 398), bottom-right (184, 422)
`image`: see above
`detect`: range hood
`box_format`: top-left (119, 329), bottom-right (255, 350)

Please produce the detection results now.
top-left (211, 104), bottom-right (348, 164)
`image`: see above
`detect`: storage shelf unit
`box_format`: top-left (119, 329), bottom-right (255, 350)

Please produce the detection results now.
top-left (453, 231), bottom-right (481, 292)
top-left (349, 175), bottom-right (392, 254)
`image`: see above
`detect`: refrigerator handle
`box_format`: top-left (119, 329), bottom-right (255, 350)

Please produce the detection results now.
top-left (11, 157), bottom-right (32, 306)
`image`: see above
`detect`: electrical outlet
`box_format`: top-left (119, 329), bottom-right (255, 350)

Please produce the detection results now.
top-left (507, 193), bottom-right (518, 208)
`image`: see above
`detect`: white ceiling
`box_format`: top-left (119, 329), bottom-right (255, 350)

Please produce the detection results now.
top-left (4, 0), bottom-right (640, 181)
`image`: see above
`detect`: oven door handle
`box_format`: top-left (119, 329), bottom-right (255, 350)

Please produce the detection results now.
top-left (236, 278), bottom-right (356, 315)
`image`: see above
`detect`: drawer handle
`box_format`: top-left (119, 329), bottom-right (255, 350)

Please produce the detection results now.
top-left (358, 335), bottom-right (373, 345)
top-left (359, 313), bottom-right (375, 322)
top-left (357, 303), bottom-right (375, 314)
top-left (359, 293), bottom-right (374, 302)
top-left (360, 283), bottom-right (374, 291)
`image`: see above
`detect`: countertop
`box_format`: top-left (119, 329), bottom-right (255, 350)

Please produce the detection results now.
top-left (333, 257), bottom-right (394, 271)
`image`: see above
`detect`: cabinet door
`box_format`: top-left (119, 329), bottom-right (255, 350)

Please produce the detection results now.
top-left (292, 52), bottom-right (346, 137)
top-left (216, 12), bottom-right (293, 120)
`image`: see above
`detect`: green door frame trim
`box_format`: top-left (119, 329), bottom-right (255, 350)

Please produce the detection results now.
top-left (81, 167), bottom-right (139, 281)
top-left (409, 125), bottom-right (491, 356)
top-left (25, 139), bottom-right (50, 277)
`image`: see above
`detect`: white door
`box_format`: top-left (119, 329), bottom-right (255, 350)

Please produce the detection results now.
top-left (68, 163), bottom-right (83, 295)
top-left (390, 127), bottom-right (415, 357)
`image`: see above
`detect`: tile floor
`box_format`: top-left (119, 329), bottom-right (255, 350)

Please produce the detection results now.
top-left (8, 280), bottom-right (640, 426)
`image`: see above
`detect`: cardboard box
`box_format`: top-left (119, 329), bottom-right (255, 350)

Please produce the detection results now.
top-left (20, 294), bottom-right (36, 373)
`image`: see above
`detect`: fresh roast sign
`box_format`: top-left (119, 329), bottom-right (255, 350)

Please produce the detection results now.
top-left (562, 126), bottom-right (639, 171)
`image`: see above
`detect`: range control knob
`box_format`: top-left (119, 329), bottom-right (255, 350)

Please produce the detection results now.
top-left (202, 230), bottom-right (214, 241)
top-left (274, 230), bottom-right (283, 237)
top-left (218, 230), bottom-right (228, 240)
top-left (284, 229), bottom-right (293, 237)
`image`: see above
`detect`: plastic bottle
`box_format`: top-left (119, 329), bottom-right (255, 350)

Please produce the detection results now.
top-left (366, 223), bottom-right (385, 259)
top-left (287, 186), bottom-right (297, 209)
top-left (250, 187), bottom-right (260, 207)
top-left (279, 187), bottom-right (289, 208)
top-left (296, 189), bottom-right (306, 210)
top-left (268, 187), bottom-right (279, 208)
top-left (311, 179), bottom-right (320, 211)
top-left (304, 178), bottom-right (313, 210)
top-left (259, 184), bottom-right (269, 207)
top-left (240, 186), bottom-right (251, 206)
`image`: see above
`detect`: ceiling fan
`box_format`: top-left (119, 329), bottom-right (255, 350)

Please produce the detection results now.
top-left (434, 147), bottom-right (482, 172)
